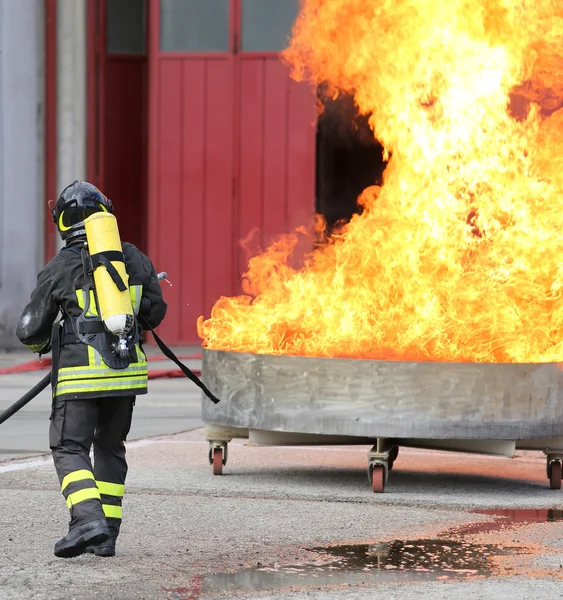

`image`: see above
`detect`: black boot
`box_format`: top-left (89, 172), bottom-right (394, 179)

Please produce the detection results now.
top-left (85, 537), bottom-right (116, 557)
top-left (54, 519), bottom-right (110, 558)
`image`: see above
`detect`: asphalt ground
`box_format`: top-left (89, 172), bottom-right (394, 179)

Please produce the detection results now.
top-left (2, 430), bottom-right (563, 600)
top-left (2, 350), bottom-right (563, 600)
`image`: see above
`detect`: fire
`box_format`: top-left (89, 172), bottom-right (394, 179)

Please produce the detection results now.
top-left (198, 0), bottom-right (563, 363)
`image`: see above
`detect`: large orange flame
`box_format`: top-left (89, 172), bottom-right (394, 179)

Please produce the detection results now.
top-left (198, 0), bottom-right (563, 363)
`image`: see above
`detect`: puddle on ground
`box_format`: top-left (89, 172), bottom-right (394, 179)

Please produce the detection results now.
top-left (477, 508), bottom-right (563, 522)
top-left (164, 508), bottom-right (563, 599)
top-left (452, 508), bottom-right (563, 536)
top-left (167, 539), bottom-right (514, 598)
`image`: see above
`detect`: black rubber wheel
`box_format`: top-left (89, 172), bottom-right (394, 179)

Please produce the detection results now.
top-left (550, 460), bottom-right (562, 490)
top-left (388, 447), bottom-right (399, 471)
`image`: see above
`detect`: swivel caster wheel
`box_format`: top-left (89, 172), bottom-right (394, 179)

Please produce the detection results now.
top-left (208, 444), bottom-right (228, 476)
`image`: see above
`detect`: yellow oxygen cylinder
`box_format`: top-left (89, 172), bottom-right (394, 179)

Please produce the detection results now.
top-left (84, 212), bottom-right (134, 336)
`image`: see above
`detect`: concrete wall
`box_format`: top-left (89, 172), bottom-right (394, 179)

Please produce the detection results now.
top-left (0, 0), bottom-right (43, 349)
top-left (56, 0), bottom-right (86, 239)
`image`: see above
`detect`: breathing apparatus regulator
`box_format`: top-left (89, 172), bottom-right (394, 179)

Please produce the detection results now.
top-left (51, 181), bottom-right (137, 365)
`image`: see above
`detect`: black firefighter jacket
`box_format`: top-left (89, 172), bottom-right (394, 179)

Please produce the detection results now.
top-left (17, 241), bottom-right (167, 401)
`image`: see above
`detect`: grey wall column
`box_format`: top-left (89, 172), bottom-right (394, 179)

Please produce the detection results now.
top-left (0, 0), bottom-right (42, 349)
top-left (56, 0), bottom-right (87, 251)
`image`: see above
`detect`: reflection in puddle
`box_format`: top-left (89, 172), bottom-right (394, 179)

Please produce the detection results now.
top-left (476, 508), bottom-right (563, 522)
top-left (164, 509), bottom-right (563, 598)
top-left (179, 540), bottom-right (513, 597)
top-left (453, 508), bottom-right (563, 536)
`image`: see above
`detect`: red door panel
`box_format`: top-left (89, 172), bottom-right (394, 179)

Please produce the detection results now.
top-left (238, 59), bottom-right (266, 276)
top-left (202, 60), bottom-right (235, 321)
top-left (148, 0), bottom-right (315, 344)
top-left (88, 0), bottom-right (149, 252)
top-left (180, 60), bottom-right (206, 342)
top-left (262, 60), bottom-right (291, 246)
top-left (237, 57), bottom-right (316, 281)
top-left (104, 57), bottom-right (147, 251)
top-left (176, 59), bottom-right (235, 342)
top-left (154, 59), bottom-right (184, 341)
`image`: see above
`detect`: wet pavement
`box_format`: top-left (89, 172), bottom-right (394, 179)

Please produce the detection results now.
top-left (3, 431), bottom-right (563, 600)
top-left (192, 540), bottom-right (515, 596)
top-left (164, 508), bottom-right (563, 599)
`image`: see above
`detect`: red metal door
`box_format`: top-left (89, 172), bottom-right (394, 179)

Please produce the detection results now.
top-left (235, 0), bottom-right (317, 280)
top-left (148, 0), bottom-right (316, 344)
top-left (88, 0), bottom-right (148, 252)
top-left (148, 0), bottom-right (236, 343)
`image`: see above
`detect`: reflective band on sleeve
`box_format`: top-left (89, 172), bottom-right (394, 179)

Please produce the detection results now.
top-left (66, 487), bottom-right (101, 508)
top-left (61, 469), bottom-right (95, 492)
top-left (97, 481), bottom-right (125, 497)
top-left (102, 504), bottom-right (123, 519)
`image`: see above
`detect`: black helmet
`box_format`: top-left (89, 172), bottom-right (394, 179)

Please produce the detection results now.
top-left (52, 181), bottom-right (114, 241)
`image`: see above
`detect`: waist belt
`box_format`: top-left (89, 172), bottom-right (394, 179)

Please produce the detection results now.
top-left (61, 318), bottom-right (106, 345)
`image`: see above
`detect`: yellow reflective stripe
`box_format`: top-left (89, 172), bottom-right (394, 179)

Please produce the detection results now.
top-left (75, 289), bottom-right (98, 317)
top-left (26, 340), bottom-right (49, 353)
top-left (76, 290), bottom-right (97, 316)
top-left (102, 504), bottom-right (123, 519)
top-left (69, 361), bottom-right (148, 372)
top-left (58, 372), bottom-right (148, 383)
top-left (88, 291), bottom-right (98, 317)
top-left (61, 470), bottom-right (95, 492)
top-left (76, 290), bottom-right (84, 309)
top-left (59, 211), bottom-right (72, 232)
top-left (56, 381), bottom-right (147, 393)
top-left (58, 364), bottom-right (148, 379)
top-left (97, 481), bottom-right (125, 497)
top-left (129, 285), bottom-right (142, 315)
top-left (90, 345), bottom-right (102, 367)
top-left (87, 343), bottom-right (96, 367)
top-left (66, 487), bottom-right (101, 508)
top-left (56, 375), bottom-right (147, 385)
top-left (55, 380), bottom-right (147, 396)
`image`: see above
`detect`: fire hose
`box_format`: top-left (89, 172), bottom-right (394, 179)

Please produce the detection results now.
top-left (0, 272), bottom-right (220, 426)
top-left (0, 372), bottom-right (52, 425)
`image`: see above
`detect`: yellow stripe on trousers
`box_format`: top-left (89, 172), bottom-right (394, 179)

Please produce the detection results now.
top-left (97, 481), bottom-right (125, 497)
top-left (102, 504), bottom-right (123, 519)
top-left (61, 469), bottom-right (95, 492)
top-left (66, 487), bottom-right (101, 508)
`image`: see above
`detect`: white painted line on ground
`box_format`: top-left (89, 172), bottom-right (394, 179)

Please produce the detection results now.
top-left (126, 440), bottom-right (157, 448)
top-left (0, 456), bottom-right (51, 473)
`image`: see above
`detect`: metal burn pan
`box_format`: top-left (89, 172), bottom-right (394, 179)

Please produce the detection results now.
top-left (200, 348), bottom-right (563, 492)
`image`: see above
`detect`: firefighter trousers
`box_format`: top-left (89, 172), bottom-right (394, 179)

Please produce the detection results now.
top-left (49, 395), bottom-right (135, 538)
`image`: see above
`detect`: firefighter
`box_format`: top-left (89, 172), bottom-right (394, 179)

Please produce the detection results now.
top-left (16, 181), bottom-right (167, 558)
